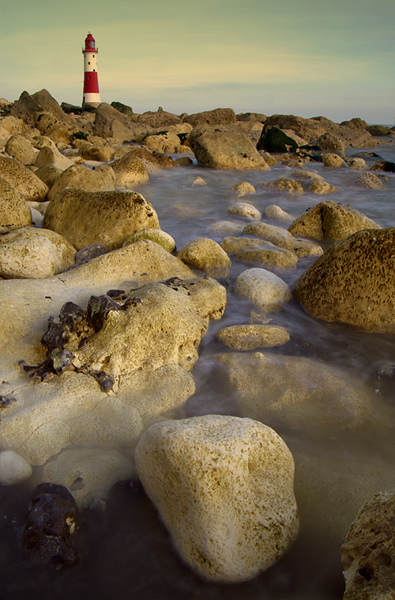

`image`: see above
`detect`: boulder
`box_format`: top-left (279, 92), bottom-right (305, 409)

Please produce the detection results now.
top-left (0, 155), bottom-right (49, 201)
top-left (93, 102), bottom-right (133, 138)
top-left (189, 124), bottom-right (269, 170)
top-left (366, 125), bottom-right (394, 137)
top-left (235, 267), bottom-right (292, 311)
top-left (371, 160), bottom-right (395, 173)
top-left (176, 238), bottom-right (231, 277)
top-left (115, 146), bottom-right (178, 169)
top-left (243, 221), bottom-right (323, 258)
top-left (340, 118), bottom-right (368, 130)
top-left (34, 165), bottom-right (63, 188)
top-left (227, 202), bottom-right (262, 220)
top-left (135, 415), bottom-right (299, 582)
top-left (347, 158), bottom-right (368, 171)
top-left (322, 153), bottom-right (347, 168)
top-left (288, 200), bottom-right (381, 241)
top-left (0, 115), bottom-right (26, 135)
top-left (142, 131), bottom-right (181, 153)
top-left (257, 125), bottom-right (306, 153)
top-left (220, 237), bottom-right (298, 271)
top-left (137, 109), bottom-right (181, 128)
top-left (216, 324), bottom-right (290, 350)
top-left (230, 181), bottom-right (256, 196)
top-left (31, 89), bottom-right (76, 127)
top-left (341, 491), bottom-right (395, 600)
top-left (43, 189), bottom-right (160, 251)
top-left (123, 228), bottom-right (175, 253)
top-left (47, 164), bottom-right (116, 201)
top-left (0, 227), bottom-right (76, 279)
top-left (315, 133), bottom-right (345, 154)
top-left (0, 450), bottom-right (32, 485)
top-left (215, 352), bottom-right (372, 432)
top-left (0, 178), bottom-right (32, 228)
top-left (354, 172), bottom-right (384, 189)
top-left (237, 112), bottom-right (267, 123)
top-left (257, 177), bottom-right (303, 194)
top-left (80, 144), bottom-right (115, 162)
top-left (207, 220), bottom-right (244, 237)
top-left (293, 228), bottom-right (395, 332)
top-left (5, 134), bottom-right (37, 165)
top-left (110, 101), bottom-right (134, 116)
top-left (265, 204), bottom-right (295, 224)
top-left (182, 108), bottom-right (236, 127)
top-left (110, 151), bottom-right (150, 188)
top-left (34, 145), bottom-right (75, 170)
top-left (10, 90), bottom-right (44, 126)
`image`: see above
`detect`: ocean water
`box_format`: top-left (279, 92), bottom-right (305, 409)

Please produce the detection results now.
top-left (1, 142), bottom-right (395, 600)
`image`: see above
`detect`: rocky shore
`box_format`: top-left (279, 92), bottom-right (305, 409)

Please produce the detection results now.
top-left (0, 89), bottom-right (395, 599)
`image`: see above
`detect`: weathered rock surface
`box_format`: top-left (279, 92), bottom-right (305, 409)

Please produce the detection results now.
top-left (137, 109), bottom-right (181, 128)
top-left (35, 145), bottom-right (75, 171)
top-left (227, 202), bottom-right (262, 220)
top-left (43, 189), bottom-right (160, 251)
top-left (0, 450), bottom-right (32, 485)
top-left (220, 237), bottom-right (298, 271)
top-left (243, 221), bottom-right (323, 258)
top-left (182, 108), bottom-right (236, 127)
top-left (0, 155), bottom-right (49, 201)
top-left (47, 164), bottom-right (115, 201)
top-left (258, 177), bottom-right (303, 194)
top-left (0, 178), bottom-right (32, 228)
top-left (110, 151), bottom-right (149, 188)
top-left (230, 181), bottom-right (256, 196)
top-left (265, 204), bottom-right (295, 224)
top-left (207, 220), bottom-right (245, 237)
top-left (215, 352), bottom-right (372, 432)
top-left (80, 143), bottom-right (115, 163)
top-left (0, 227), bottom-right (76, 278)
top-left (5, 134), bottom-right (37, 165)
top-left (341, 491), bottom-right (395, 600)
top-left (176, 238), bottom-right (231, 277)
top-left (142, 131), bottom-right (181, 154)
top-left (135, 415), bottom-right (299, 582)
top-left (315, 132), bottom-right (345, 154)
top-left (293, 228), bottom-right (395, 332)
top-left (216, 324), bottom-right (290, 350)
top-left (235, 268), bottom-right (292, 311)
top-left (322, 153), bottom-right (347, 168)
top-left (257, 126), bottom-right (307, 153)
top-left (189, 125), bottom-right (269, 169)
top-left (123, 228), bottom-right (175, 253)
top-left (288, 200), bottom-right (381, 241)
top-left (354, 172), bottom-right (384, 189)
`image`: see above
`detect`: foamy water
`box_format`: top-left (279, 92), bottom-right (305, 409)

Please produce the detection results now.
top-left (1, 142), bottom-right (395, 600)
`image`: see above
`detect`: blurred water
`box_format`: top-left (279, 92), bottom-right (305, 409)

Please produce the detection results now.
top-left (1, 143), bottom-right (395, 600)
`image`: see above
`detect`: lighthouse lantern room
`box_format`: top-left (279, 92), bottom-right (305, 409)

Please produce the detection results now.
top-left (82, 33), bottom-right (101, 107)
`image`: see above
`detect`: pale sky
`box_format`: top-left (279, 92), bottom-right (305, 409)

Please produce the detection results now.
top-left (1, 0), bottom-right (394, 123)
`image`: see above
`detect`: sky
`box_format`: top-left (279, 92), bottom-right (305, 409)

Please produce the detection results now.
top-left (0, 0), bottom-right (394, 123)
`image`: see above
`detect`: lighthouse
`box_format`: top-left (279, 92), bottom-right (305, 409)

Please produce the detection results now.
top-left (82, 33), bottom-right (101, 107)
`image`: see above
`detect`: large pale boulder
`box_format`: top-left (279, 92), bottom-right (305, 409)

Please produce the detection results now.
top-left (293, 228), bottom-right (395, 333)
top-left (31, 89), bottom-right (76, 127)
top-left (243, 221), bottom-right (323, 258)
top-left (0, 155), bottom-right (49, 201)
top-left (5, 134), bottom-right (37, 165)
top-left (0, 450), bottom-right (32, 485)
top-left (34, 145), bottom-right (74, 171)
top-left (215, 352), bottom-right (372, 432)
top-left (110, 152), bottom-right (149, 188)
top-left (227, 202), bottom-right (262, 220)
top-left (341, 491), bottom-right (395, 600)
top-left (288, 200), bottom-right (381, 241)
top-left (93, 102), bottom-right (133, 138)
top-left (135, 415), bottom-right (299, 582)
top-left (189, 125), bottom-right (269, 169)
top-left (0, 227), bottom-right (76, 279)
top-left (0, 115), bottom-right (26, 135)
top-left (47, 164), bottom-right (115, 201)
top-left (220, 237), bottom-right (298, 271)
top-left (80, 144), bottom-right (115, 163)
top-left (43, 189), bottom-right (159, 251)
top-left (0, 178), bottom-right (32, 228)
top-left (235, 268), bottom-right (292, 311)
top-left (142, 131), bottom-right (181, 153)
top-left (176, 238), bottom-right (231, 277)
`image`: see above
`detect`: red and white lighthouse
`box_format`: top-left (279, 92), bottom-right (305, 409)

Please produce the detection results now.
top-left (82, 33), bottom-right (101, 107)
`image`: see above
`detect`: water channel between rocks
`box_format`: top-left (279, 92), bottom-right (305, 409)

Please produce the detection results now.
top-left (1, 143), bottom-right (395, 600)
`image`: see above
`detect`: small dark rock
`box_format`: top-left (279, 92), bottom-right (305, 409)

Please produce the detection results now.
top-left (75, 243), bottom-right (107, 264)
top-left (257, 125), bottom-right (299, 153)
top-left (87, 294), bottom-right (122, 333)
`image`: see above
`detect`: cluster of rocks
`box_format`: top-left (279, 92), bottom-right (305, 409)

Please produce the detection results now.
top-left (0, 89), bottom-right (394, 595)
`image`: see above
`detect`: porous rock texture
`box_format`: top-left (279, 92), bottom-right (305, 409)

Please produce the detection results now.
top-left (341, 491), bottom-right (395, 600)
top-left (243, 221), bottom-right (323, 258)
top-left (293, 228), bottom-right (395, 332)
top-left (288, 200), bottom-right (381, 241)
top-left (215, 352), bottom-right (372, 433)
top-left (0, 155), bottom-right (49, 201)
top-left (5, 134), bottom-right (37, 165)
top-left (47, 164), bottom-right (116, 201)
top-left (0, 178), bottom-right (32, 228)
top-left (176, 237), bottom-right (231, 277)
top-left (189, 124), bottom-right (269, 170)
top-left (216, 324), bottom-right (290, 351)
top-left (235, 267), bottom-right (292, 311)
top-left (0, 227), bottom-right (76, 279)
top-left (220, 237), bottom-right (298, 272)
top-left (43, 189), bottom-right (160, 251)
top-left (135, 415), bottom-right (299, 582)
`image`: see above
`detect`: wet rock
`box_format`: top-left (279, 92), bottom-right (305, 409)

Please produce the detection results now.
top-left (230, 181), bottom-right (256, 196)
top-left (216, 324), bottom-right (290, 350)
top-left (265, 204), bottom-right (295, 224)
top-left (0, 155), bottom-right (49, 201)
top-left (347, 157), bottom-right (368, 170)
top-left (243, 221), bottom-right (323, 258)
top-left (215, 352), bottom-right (372, 432)
top-left (5, 134), bottom-right (38, 165)
top-left (288, 200), bottom-right (381, 241)
top-left (371, 159), bottom-right (395, 173)
top-left (0, 450), bottom-right (32, 485)
top-left (220, 237), bottom-right (298, 271)
top-left (293, 228), bottom-right (395, 333)
top-left (192, 176), bottom-right (207, 186)
top-left (116, 145), bottom-right (178, 169)
top-left (235, 267), bottom-right (292, 311)
top-left (257, 177), bottom-right (303, 194)
top-left (306, 178), bottom-right (338, 194)
top-left (41, 448), bottom-right (135, 510)
top-left (22, 483), bottom-right (78, 567)
top-left (43, 189), bottom-right (160, 251)
top-left (176, 238), bottom-right (231, 278)
top-left (227, 201), bottom-right (262, 220)
top-left (162, 276), bottom-right (226, 321)
top-left (322, 153), bottom-right (347, 168)
top-left (0, 227), bottom-right (76, 279)
top-left (47, 163), bottom-right (115, 201)
top-left (109, 152), bottom-right (149, 188)
top-left (341, 491), bottom-right (395, 600)
top-left (354, 172), bottom-right (384, 189)
top-left (315, 132), bottom-right (345, 154)
top-left (189, 124), bottom-right (269, 170)
top-left (207, 220), bottom-right (244, 237)
top-left (0, 177), bottom-right (32, 228)
top-left (135, 415), bottom-right (299, 582)
top-left (123, 229), bottom-right (175, 253)
top-left (182, 108), bottom-right (236, 127)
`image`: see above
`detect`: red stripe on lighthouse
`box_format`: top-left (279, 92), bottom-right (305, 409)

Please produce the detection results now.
top-left (84, 71), bottom-right (99, 94)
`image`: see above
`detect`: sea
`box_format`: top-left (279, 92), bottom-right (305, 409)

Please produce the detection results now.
top-left (0, 140), bottom-right (395, 600)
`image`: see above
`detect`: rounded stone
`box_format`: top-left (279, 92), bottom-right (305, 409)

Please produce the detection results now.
top-left (176, 237), bottom-right (231, 278)
top-left (0, 450), bottom-right (32, 485)
top-left (235, 268), bottom-right (292, 311)
top-left (216, 324), bottom-right (290, 350)
top-left (0, 177), bottom-right (32, 228)
top-left (227, 202), bottom-right (262, 220)
top-left (123, 228), bottom-right (175, 253)
top-left (231, 181), bottom-right (256, 196)
top-left (322, 153), bottom-right (347, 168)
top-left (135, 415), bottom-right (299, 583)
